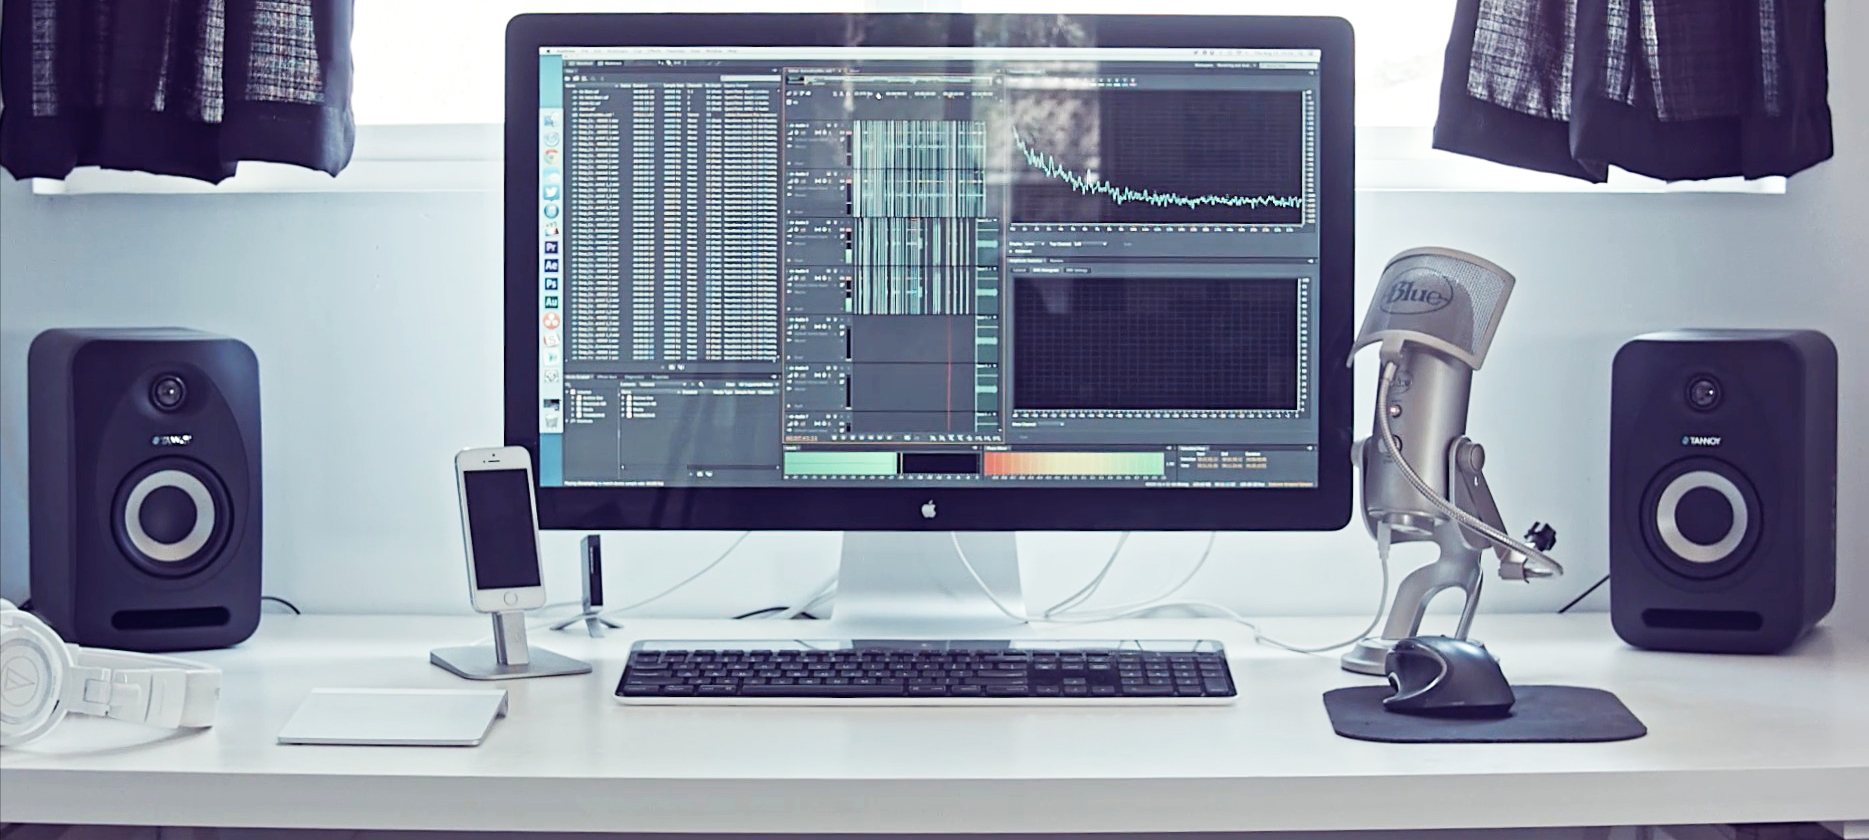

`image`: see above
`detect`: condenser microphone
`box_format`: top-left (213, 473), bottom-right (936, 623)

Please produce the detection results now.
top-left (1352, 248), bottom-right (1562, 577)
top-left (1355, 249), bottom-right (1500, 540)
top-left (1340, 248), bottom-right (1563, 676)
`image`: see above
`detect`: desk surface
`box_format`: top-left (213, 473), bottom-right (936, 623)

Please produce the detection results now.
top-left (3, 613), bottom-right (1865, 834)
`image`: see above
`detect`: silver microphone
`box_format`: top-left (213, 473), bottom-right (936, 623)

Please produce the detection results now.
top-left (1340, 248), bottom-right (1561, 675)
top-left (1354, 248), bottom-right (1505, 545)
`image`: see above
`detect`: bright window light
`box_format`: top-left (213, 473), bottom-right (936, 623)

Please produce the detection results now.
top-left (43, 2), bottom-right (1779, 193)
top-left (350, 1), bottom-right (1455, 127)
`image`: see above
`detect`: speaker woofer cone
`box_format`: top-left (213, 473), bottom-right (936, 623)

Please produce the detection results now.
top-left (1639, 457), bottom-right (1762, 580)
top-left (112, 458), bottom-right (232, 578)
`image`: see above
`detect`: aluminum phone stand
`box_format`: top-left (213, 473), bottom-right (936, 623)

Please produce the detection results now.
top-left (431, 610), bottom-right (592, 680)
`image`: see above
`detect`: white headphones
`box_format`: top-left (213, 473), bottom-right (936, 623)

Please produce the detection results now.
top-left (1, 599), bottom-right (221, 747)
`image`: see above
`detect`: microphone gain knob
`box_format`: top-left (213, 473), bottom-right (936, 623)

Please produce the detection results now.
top-left (1458, 441), bottom-right (1487, 472)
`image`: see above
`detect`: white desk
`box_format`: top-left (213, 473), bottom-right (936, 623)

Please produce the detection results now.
top-left (3, 614), bottom-right (1866, 836)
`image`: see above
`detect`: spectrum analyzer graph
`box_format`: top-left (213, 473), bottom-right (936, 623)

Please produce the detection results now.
top-left (1012, 275), bottom-right (1301, 411)
top-left (1009, 89), bottom-right (1310, 225)
top-left (1012, 130), bottom-right (1304, 213)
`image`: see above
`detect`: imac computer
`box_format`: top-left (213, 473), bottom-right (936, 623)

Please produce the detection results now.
top-left (505, 13), bottom-right (1355, 638)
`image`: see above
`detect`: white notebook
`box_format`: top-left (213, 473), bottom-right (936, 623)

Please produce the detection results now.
top-left (278, 688), bottom-right (509, 746)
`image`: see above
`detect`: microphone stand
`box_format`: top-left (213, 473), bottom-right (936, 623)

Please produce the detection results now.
top-left (1340, 434), bottom-right (1540, 676)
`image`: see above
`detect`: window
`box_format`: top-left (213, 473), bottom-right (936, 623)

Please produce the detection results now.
top-left (347, 0), bottom-right (1453, 128)
top-left (30, 1), bottom-right (1780, 194)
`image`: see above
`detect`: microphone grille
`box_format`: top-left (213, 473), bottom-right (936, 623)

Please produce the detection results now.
top-left (1355, 248), bottom-right (1516, 369)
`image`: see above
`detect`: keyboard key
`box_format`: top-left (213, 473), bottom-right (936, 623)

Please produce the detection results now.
top-left (741, 683), bottom-right (906, 698)
top-left (966, 674), bottom-right (1027, 686)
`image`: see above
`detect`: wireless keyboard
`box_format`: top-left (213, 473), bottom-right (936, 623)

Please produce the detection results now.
top-left (615, 639), bottom-right (1236, 705)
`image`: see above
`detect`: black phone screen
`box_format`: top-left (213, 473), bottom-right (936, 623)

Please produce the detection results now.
top-left (463, 468), bottom-right (542, 589)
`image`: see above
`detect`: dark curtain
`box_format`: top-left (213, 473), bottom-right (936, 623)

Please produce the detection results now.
top-left (0, 0), bottom-right (355, 184)
top-left (1434, 0), bottom-right (1832, 182)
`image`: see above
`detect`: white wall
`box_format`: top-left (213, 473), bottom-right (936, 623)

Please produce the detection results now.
top-left (2, 8), bottom-right (1864, 641)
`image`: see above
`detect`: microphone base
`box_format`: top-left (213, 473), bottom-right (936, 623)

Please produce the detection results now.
top-left (1340, 638), bottom-right (1398, 676)
top-left (1341, 519), bottom-right (1486, 675)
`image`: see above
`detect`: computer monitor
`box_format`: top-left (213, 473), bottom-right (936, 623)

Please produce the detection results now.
top-left (505, 14), bottom-right (1355, 632)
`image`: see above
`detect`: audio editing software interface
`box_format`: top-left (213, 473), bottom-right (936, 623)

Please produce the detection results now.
top-left (535, 45), bottom-right (1323, 488)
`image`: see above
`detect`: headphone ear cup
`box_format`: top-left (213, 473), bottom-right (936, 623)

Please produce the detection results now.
top-left (1, 607), bottom-right (74, 747)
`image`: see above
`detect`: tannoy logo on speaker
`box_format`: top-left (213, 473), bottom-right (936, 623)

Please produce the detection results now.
top-left (150, 434), bottom-right (193, 447)
top-left (1681, 435), bottom-right (1723, 447)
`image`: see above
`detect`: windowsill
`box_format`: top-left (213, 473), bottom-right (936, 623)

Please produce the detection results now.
top-left (27, 124), bottom-right (1786, 196)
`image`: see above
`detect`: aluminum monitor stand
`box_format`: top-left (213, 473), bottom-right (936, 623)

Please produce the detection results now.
top-left (827, 531), bottom-right (1029, 637)
top-left (431, 611), bottom-right (592, 680)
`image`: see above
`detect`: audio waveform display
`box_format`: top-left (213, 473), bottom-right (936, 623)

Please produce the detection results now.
top-left (850, 120), bottom-right (995, 316)
top-left (1009, 89), bottom-right (1309, 225)
top-left (1012, 130), bottom-right (1303, 212)
top-left (852, 120), bottom-right (987, 218)
top-left (853, 217), bottom-right (983, 315)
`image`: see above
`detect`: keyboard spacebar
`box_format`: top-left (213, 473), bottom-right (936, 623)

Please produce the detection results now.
top-left (738, 683), bottom-right (907, 698)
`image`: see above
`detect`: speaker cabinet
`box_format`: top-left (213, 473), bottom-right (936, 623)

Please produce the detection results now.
top-left (29, 328), bottom-right (262, 651)
top-left (1610, 329), bottom-right (1836, 653)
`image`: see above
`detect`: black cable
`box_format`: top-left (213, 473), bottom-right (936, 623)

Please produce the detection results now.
top-left (261, 595), bottom-right (303, 615)
top-left (732, 606), bottom-right (825, 620)
top-left (1557, 574), bottom-right (1610, 614)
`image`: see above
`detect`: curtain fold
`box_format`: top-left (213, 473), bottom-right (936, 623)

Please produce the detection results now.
top-left (1434, 0), bottom-right (1832, 182)
top-left (0, 0), bottom-right (355, 184)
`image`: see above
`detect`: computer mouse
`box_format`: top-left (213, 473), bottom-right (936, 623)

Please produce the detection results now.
top-left (1382, 635), bottom-right (1515, 717)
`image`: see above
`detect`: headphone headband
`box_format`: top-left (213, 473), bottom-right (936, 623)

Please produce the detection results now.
top-left (1, 600), bottom-right (221, 746)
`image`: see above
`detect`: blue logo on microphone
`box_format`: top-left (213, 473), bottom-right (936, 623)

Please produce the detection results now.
top-left (1378, 273), bottom-right (1455, 315)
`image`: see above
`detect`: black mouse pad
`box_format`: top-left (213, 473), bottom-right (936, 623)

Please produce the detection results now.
top-left (1322, 685), bottom-right (1646, 743)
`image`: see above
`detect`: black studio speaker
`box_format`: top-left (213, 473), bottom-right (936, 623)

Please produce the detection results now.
top-left (29, 328), bottom-right (262, 651)
top-left (1609, 330), bottom-right (1836, 653)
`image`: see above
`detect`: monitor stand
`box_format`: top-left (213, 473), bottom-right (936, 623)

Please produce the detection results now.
top-left (826, 531), bottom-right (1030, 637)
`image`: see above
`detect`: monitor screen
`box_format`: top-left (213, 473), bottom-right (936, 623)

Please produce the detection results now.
top-left (508, 15), bottom-right (1353, 531)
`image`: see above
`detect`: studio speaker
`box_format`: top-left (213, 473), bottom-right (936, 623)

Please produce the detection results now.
top-left (1609, 329), bottom-right (1836, 653)
top-left (29, 328), bottom-right (262, 652)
